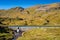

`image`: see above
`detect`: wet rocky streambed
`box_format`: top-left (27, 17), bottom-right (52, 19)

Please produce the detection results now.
top-left (9, 26), bottom-right (39, 40)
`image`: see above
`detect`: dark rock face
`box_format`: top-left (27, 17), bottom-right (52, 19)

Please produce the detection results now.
top-left (9, 7), bottom-right (24, 12)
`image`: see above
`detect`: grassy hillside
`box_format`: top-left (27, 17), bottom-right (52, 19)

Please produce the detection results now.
top-left (17, 27), bottom-right (60, 40)
top-left (0, 3), bottom-right (60, 26)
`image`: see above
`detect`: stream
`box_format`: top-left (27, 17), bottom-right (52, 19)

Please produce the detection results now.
top-left (12, 32), bottom-right (23, 40)
top-left (9, 26), bottom-right (39, 40)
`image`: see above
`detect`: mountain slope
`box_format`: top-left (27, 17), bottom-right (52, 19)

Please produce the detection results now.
top-left (0, 3), bottom-right (60, 26)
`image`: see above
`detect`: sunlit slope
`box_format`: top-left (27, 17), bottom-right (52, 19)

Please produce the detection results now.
top-left (0, 3), bottom-right (60, 26)
top-left (0, 7), bottom-right (29, 18)
top-left (17, 27), bottom-right (60, 40)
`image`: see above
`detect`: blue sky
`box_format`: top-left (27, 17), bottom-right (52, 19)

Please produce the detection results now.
top-left (0, 0), bottom-right (60, 9)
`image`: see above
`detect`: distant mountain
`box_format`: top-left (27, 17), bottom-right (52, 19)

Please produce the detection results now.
top-left (0, 3), bottom-right (60, 26)
top-left (0, 7), bottom-right (29, 18)
top-left (9, 7), bottom-right (24, 12)
top-left (36, 3), bottom-right (60, 11)
top-left (27, 3), bottom-right (60, 13)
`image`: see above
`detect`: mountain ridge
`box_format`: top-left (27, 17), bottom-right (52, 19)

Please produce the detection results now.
top-left (0, 3), bottom-right (60, 26)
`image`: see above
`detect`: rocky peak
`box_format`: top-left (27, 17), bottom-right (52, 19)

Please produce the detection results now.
top-left (9, 7), bottom-right (24, 12)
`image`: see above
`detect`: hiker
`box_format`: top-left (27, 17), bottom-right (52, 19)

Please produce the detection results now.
top-left (17, 27), bottom-right (20, 33)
